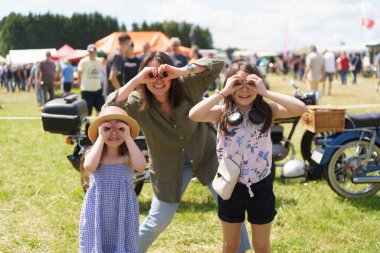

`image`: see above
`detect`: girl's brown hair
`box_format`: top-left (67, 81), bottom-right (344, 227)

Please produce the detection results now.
top-left (138, 51), bottom-right (185, 110)
top-left (219, 62), bottom-right (272, 134)
top-left (79, 142), bottom-right (129, 192)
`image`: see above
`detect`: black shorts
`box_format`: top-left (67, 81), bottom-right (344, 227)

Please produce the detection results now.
top-left (81, 89), bottom-right (105, 116)
top-left (218, 175), bottom-right (277, 225)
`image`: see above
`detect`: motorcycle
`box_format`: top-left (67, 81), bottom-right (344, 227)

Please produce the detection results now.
top-left (270, 79), bottom-right (322, 180)
top-left (311, 112), bottom-right (380, 198)
top-left (41, 94), bottom-right (149, 195)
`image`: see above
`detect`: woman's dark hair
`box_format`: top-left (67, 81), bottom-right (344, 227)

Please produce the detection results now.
top-left (219, 62), bottom-right (272, 134)
top-left (79, 142), bottom-right (129, 192)
top-left (138, 51), bottom-right (185, 110)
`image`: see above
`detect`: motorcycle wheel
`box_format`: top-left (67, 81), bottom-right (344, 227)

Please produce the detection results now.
top-left (134, 181), bottom-right (144, 196)
top-left (326, 140), bottom-right (380, 199)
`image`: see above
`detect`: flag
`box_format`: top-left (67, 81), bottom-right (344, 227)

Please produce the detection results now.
top-left (362, 17), bottom-right (375, 29)
top-left (189, 24), bottom-right (196, 45)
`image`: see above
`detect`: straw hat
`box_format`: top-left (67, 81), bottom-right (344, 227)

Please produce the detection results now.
top-left (88, 106), bottom-right (140, 142)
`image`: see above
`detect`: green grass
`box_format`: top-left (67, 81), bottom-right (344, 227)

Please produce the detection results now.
top-left (0, 75), bottom-right (379, 253)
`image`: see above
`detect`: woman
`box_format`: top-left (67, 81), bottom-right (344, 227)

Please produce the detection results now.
top-left (105, 51), bottom-right (250, 252)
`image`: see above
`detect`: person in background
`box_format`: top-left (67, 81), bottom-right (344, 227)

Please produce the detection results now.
top-left (375, 51), bottom-right (380, 92)
top-left (350, 52), bottom-right (361, 85)
top-left (338, 51), bottom-right (349, 85)
top-left (323, 49), bottom-right (336, 96)
top-left (60, 59), bottom-right (74, 96)
top-left (78, 44), bottom-right (104, 116)
top-left (137, 41), bottom-right (151, 61)
top-left (4, 64), bottom-right (14, 93)
top-left (189, 45), bottom-right (202, 63)
top-left (0, 63), bottom-right (5, 90)
top-left (189, 62), bottom-right (306, 253)
top-left (107, 33), bottom-right (133, 95)
top-left (79, 106), bottom-right (146, 252)
top-left (29, 62), bottom-right (42, 106)
top-left (168, 37), bottom-right (188, 67)
top-left (36, 51), bottom-right (56, 104)
top-left (303, 45), bottom-right (324, 92)
top-left (104, 51), bottom-right (251, 253)
top-left (290, 56), bottom-right (300, 80)
top-left (120, 41), bottom-right (140, 87)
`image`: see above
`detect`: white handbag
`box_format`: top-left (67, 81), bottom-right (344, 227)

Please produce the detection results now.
top-left (212, 123), bottom-right (252, 200)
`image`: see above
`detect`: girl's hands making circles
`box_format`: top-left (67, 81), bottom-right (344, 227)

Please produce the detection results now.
top-left (115, 121), bottom-right (131, 140)
top-left (246, 74), bottom-right (267, 96)
top-left (98, 122), bottom-right (113, 140)
top-left (221, 74), bottom-right (243, 96)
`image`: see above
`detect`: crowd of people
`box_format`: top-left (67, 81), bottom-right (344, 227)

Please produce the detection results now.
top-left (258, 46), bottom-right (369, 96)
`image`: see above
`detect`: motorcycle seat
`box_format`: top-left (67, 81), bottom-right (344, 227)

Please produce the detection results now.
top-left (345, 112), bottom-right (380, 129)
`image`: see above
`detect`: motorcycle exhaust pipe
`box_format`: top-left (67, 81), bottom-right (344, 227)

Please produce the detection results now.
top-left (352, 176), bottom-right (380, 183)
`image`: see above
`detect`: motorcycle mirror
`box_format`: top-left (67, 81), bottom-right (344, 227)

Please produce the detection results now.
top-left (314, 90), bottom-right (321, 103)
top-left (289, 78), bottom-right (298, 89)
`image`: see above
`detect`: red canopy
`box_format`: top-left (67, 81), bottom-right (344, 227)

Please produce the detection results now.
top-left (51, 44), bottom-right (76, 60)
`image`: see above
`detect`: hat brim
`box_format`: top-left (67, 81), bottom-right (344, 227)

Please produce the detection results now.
top-left (88, 114), bottom-right (140, 143)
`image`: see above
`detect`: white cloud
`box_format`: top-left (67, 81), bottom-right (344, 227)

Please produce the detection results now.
top-left (1, 0), bottom-right (380, 51)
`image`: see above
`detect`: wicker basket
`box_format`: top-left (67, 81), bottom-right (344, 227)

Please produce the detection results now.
top-left (301, 105), bottom-right (346, 133)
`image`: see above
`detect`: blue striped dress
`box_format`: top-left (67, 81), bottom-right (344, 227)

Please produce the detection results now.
top-left (79, 163), bottom-right (139, 253)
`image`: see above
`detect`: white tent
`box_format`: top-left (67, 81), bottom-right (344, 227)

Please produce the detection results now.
top-left (0, 55), bottom-right (6, 63)
top-left (7, 48), bottom-right (57, 65)
top-left (328, 43), bottom-right (367, 53)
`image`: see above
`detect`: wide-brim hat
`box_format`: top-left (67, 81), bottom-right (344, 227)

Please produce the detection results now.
top-left (88, 106), bottom-right (140, 143)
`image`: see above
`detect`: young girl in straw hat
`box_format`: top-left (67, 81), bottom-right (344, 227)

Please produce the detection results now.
top-left (79, 106), bottom-right (146, 253)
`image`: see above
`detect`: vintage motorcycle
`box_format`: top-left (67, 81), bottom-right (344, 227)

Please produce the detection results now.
top-left (311, 112), bottom-right (380, 198)
top-left (270, 79), bottom-right (322, 179)
top-left (41, 94), bottom-right (149, 195)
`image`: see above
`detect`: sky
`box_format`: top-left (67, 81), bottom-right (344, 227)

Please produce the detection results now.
top-left (1, 0), bottom-right (380, 52)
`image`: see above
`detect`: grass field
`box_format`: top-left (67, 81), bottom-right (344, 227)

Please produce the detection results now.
top-left (0, 74), bottom-right (379, 253)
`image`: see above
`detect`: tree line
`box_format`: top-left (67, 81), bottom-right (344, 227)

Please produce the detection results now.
top-left (0, 12), bottom-right (125, 56)
top-left (131, 20), bottom-right (213, 49)
top-left (0, 12), bottom-right (214, 56)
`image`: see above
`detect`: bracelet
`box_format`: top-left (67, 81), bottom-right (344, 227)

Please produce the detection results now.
top-left (216, 91), bottom-right (226, 99)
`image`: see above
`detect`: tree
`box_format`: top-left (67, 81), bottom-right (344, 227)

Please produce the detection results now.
top-left (131, 20), bottom-right (213, 49)
top-left (0, 12), bottom-right (124, 55)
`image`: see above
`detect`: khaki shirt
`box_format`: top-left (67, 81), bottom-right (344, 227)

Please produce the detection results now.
top-left (105, 57), bottom-right (225, 202)
top-left (306, 52), bottom-right (324, 81)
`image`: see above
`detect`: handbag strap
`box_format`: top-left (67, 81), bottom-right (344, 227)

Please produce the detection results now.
top-left (236, 121), bottom-right (252, 156)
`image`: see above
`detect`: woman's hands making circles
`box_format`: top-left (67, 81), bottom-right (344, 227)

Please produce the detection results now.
top-left (135, 64), bottom-right (182, 84)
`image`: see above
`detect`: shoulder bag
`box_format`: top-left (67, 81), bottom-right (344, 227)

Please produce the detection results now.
top-left (212, 122), bottom-right (252, 200)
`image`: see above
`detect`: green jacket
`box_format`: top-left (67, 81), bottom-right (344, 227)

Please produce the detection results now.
top-left (105, 57), bottom-right (225, 202)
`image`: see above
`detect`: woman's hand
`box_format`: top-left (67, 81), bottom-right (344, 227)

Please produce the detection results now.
top-left (157, 64), bottom-right (183, 80)
top-left (115, 121), bottom-right (131, 140)
top-left (246, 74), bottom-right (267, 96)
top-left (220, 74), bottom-right (244, 96)
top-left (132, 66), bottom-right (159, 85)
